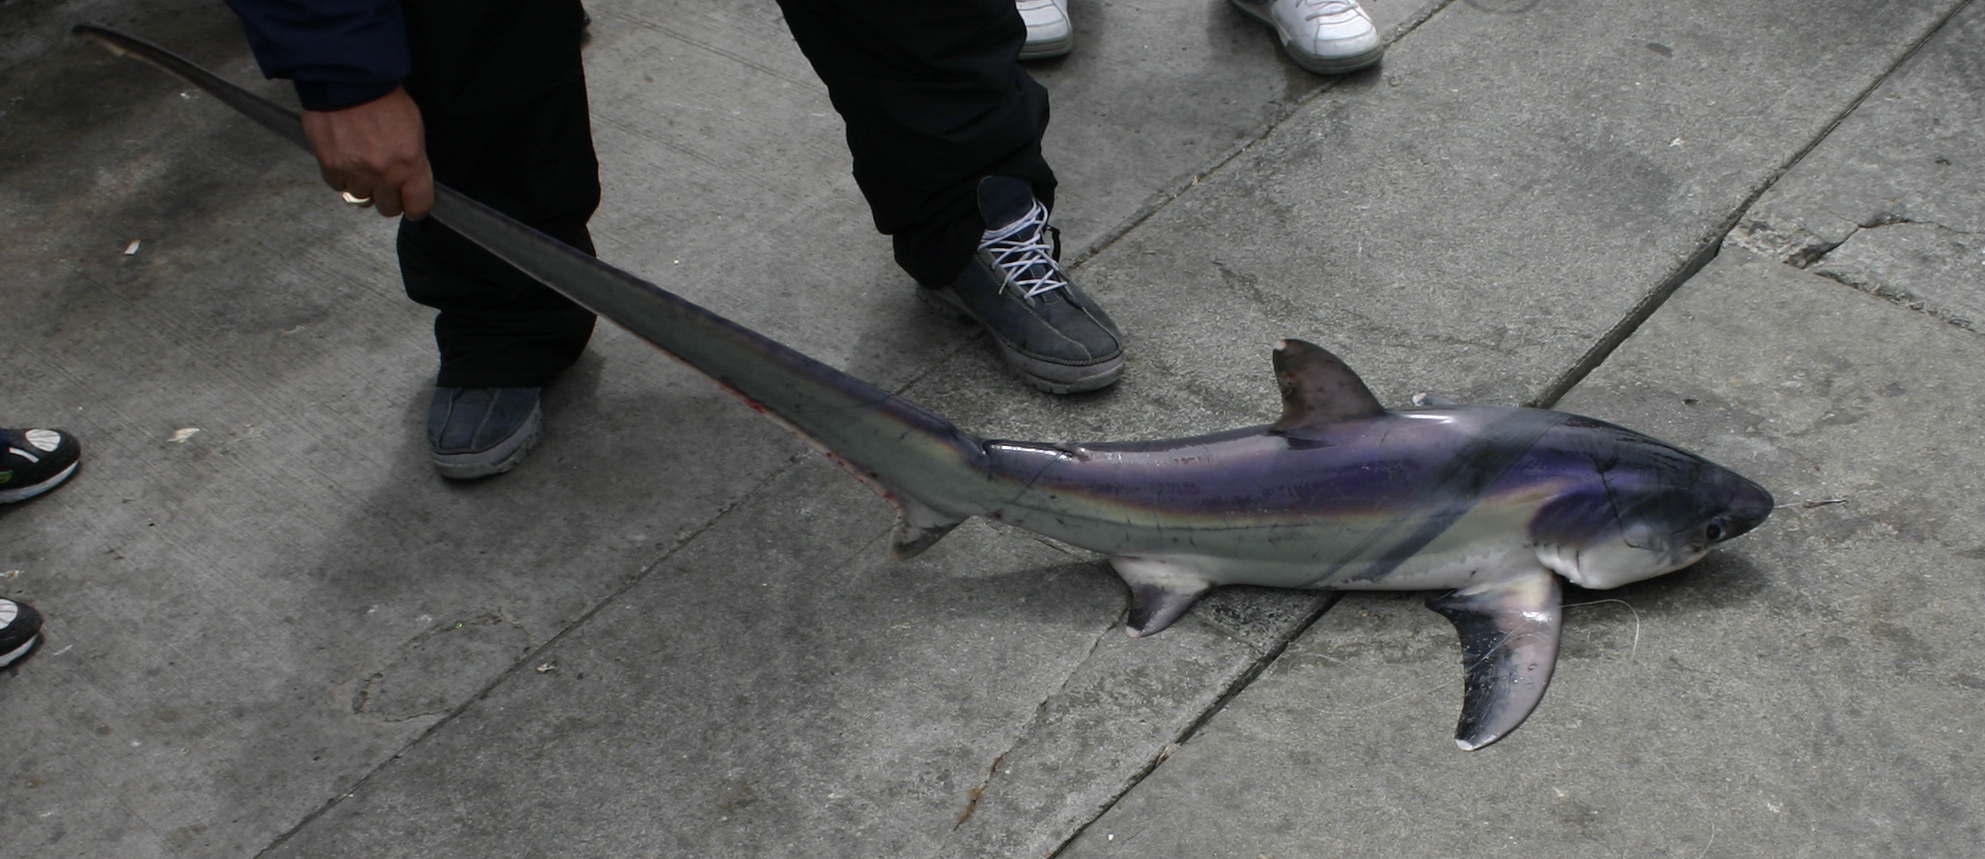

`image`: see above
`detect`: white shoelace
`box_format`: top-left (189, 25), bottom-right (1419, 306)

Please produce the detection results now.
top-left (1301, 0), bottom-right (1360, 20)
top-left (981, 201), bottom-right (1069, 300)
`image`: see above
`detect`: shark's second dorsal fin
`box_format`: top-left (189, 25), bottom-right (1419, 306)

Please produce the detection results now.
top-left (1271, 339), bottom-right (1386, 433)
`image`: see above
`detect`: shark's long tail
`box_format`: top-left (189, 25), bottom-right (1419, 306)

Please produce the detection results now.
top-left (75, 24), bottom-right (988, 557)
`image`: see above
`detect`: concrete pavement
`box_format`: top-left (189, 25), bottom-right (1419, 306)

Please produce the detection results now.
top-left (4, 0), bottom-right (1982, 856)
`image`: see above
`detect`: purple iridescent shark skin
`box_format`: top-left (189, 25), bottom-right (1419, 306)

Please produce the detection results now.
top-left (81, 25), bottom-right (1775, 750)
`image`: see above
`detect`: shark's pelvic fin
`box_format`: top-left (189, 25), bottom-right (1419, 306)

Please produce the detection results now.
top-left (1410, 392), bottom-right (1460, 408)
top-left (1426, 570), bottom-right (1563, 751)
top-left (1109, 557), bottom-right (1214, 637)
top-left (1271, 339), bottom-right (1387, 433)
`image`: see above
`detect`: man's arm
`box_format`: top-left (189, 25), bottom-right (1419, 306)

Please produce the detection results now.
top-left (224, 0), bottom-right (432, 218)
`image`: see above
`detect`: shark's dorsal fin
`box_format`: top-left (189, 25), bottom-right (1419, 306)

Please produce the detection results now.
top-left (1425, 570), bottom-right (1563, 751)
top-left (1271, 340), bottom-right (1386, 433)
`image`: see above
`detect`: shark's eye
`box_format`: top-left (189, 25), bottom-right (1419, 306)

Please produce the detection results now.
top-left (1704, 519), bottom-right (1727, 542)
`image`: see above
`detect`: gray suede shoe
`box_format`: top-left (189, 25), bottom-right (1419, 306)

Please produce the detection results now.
top-left (426, 387), bottom-right (543, 479)
top-left (922, 177), bottom-right (1125, 394)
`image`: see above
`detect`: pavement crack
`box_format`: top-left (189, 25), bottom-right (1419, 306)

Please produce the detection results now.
top-left (944, 618), bottom-right (1115, 844)
top-left (1727, 207), bottom-right (1972, 271)
top-left (1532, 0), bottom-right (1976, 410)
top-left (1727, 216), bottom-right (1848, 268)
top-left (1742, 206), bottom-right (1981, 333)
top-left (1858, 212), bottom-right (1924, 230)
top-left (1807, 267), bottom-right (1979, 333)
top-left (951, 751), bottom-right (1007, 830)
top-left (1044, 594), bottom-right (1342, 859)
top-left (349, 673), bottom-right (381, 715)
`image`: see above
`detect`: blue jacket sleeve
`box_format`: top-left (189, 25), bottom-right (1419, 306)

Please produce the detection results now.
top-left (223, 0), bottom-right (411, 111)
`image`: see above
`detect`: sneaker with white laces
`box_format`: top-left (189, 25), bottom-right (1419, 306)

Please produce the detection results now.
top-left (1, 597), bottom-right (42, 669)
top-left (1230, 0), bottom-right (1383, 74)
top-left (921, 177), bottom-right (1125, 394)
top-left (0, 427), bottom-right (80, 504)
top-left (1017, 0), bottom-right (1073, 60)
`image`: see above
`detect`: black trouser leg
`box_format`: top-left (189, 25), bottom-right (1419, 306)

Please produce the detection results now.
top-left (397, 0), bottom-right (600, 388)
top-left (775, 0), bottom-right (1057, 286)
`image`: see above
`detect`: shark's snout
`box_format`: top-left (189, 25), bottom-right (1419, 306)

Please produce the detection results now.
top-left (1716, 474), bottom-right (1774, 542)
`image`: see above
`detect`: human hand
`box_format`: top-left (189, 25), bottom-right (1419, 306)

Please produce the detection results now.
top-left (300, 87), bottom-right (434, 219)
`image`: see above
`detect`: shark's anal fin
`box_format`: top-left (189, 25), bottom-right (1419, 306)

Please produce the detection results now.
top-left (1426, 570), bottom-right (1563, 751)
top-left (888, 493), bottom-right (966, 560)
top-left (1108, 557), bottom-right (1213, 637)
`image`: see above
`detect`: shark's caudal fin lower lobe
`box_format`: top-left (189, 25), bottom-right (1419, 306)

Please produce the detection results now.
top-left (76, 25), bottom-right (990, 554)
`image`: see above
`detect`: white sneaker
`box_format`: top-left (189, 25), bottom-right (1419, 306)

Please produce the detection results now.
top-left (1230, 0), bottom-right (1383, 74)
top-left (1017, 0), bottom-right (1073, 60)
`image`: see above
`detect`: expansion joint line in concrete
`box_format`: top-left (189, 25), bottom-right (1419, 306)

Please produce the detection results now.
top-left (1063, 0), bottom-right (1463, 275)
top-left (1528, 0), bottom-right (1978, 411)
top-left (1041, 594), bottom-right (1344, 859)
top-left (1167, 595), bottom-right (1345, 749)
top-left (250, 451), bottom-right (811, 859)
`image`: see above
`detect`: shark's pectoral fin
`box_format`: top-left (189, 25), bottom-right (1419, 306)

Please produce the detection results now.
top-left (886, 492), bottom-right (969, 560)
top-left (1109, 557), bottom-right (1214, 637)
top-left (1426, 570), bottom-right (1563, 751)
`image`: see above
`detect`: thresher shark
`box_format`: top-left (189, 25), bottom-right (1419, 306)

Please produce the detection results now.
top-left (79, 26), bottom-right (1772, 750)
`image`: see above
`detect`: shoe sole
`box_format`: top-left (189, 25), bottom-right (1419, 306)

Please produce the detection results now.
top-left (1, 633), bottom-right (39, 669)
top-left (432, 405), bottom-right (543, 480)
top-left (0, 461), bottom-right (79, 504)
top-left (1019, 33), bottom-right (1073, 60)
top-left (918, 287), bottom-right (1124, 395)
top-left (1284, 43), bottom-right (1382, 75)
top-left (1230, 2), bottom-right (1384, 75)
top-left (1, 598), bottom-right (41, 669)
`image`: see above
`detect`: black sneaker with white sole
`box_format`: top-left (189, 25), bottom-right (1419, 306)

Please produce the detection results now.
top-left (1, 597), bottom-right (42, 669)
top-left (921, 177), bottom-right (1125, 394)
top-left (0, 427), bottom-right (80, 504)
